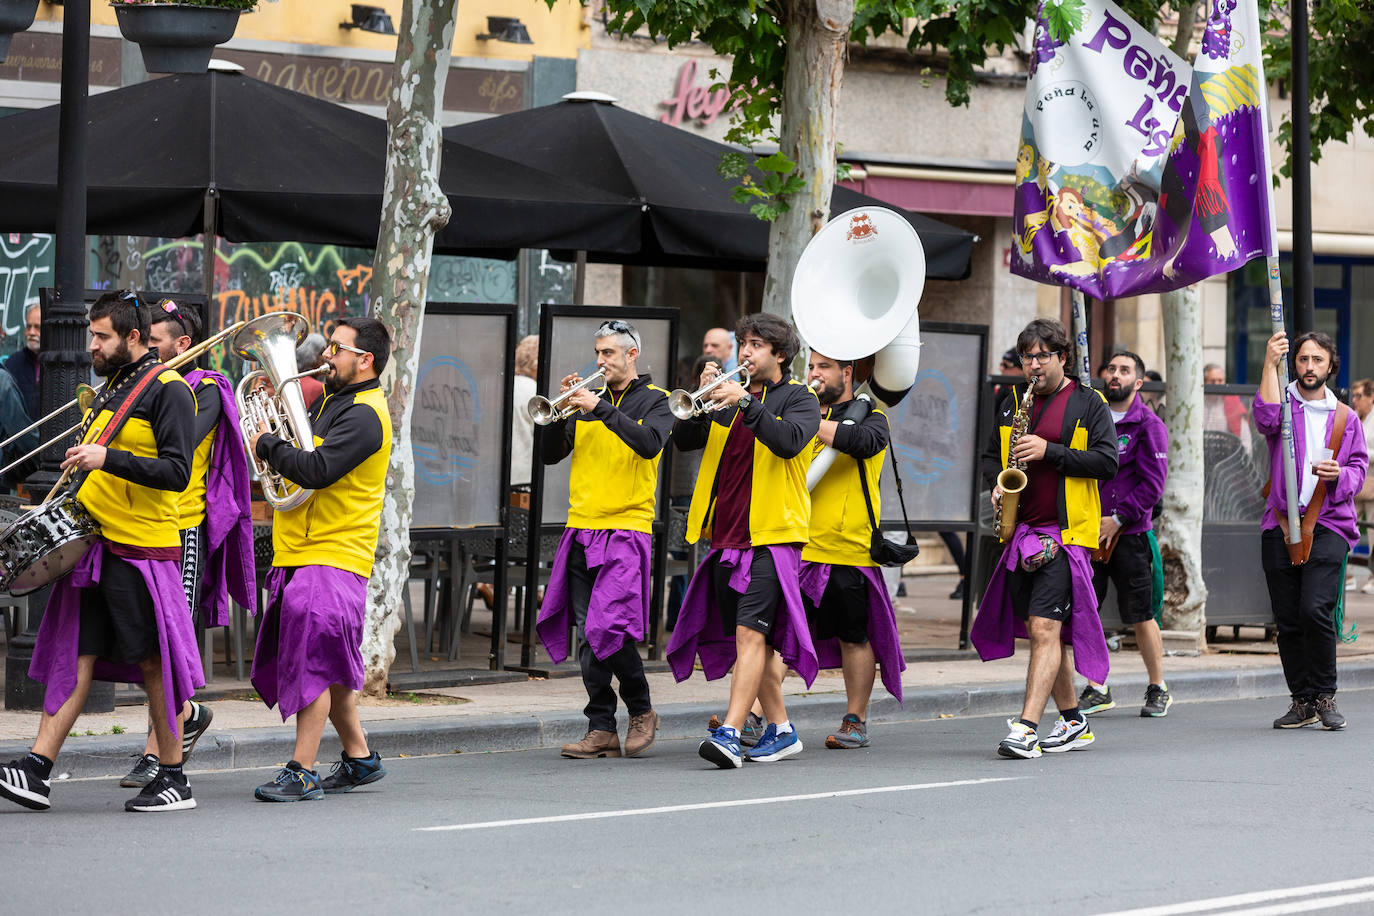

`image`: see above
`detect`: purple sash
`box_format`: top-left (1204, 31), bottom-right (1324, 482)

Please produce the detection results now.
top-left (251, 565), bottom-right (367, 721)
top-left (182, 369), bottom-right (256, 625)
top-left (29, 542), bottom-right (203, 738)
top-left (537, 528), bottom-right (651, 664)
top-left (665, 545), bottom-right (820, 688)
top-left (970, 524), bottom-right (1110, 684)
top-left (800, 562), bottom-right (906, 704)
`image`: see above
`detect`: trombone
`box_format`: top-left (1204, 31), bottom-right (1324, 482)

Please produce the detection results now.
top-left (0, 320), bottom-right (249, 493)
top-left (668, 363), bottom-right (752, 420)
top-left (529, 369), bottom-right (606, 426)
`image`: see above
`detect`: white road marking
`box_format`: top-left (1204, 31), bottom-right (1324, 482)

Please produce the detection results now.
top-left (1094, 876), bottom-right (1374, 916)
top-left (416, 776), bottom-right (1021, 833)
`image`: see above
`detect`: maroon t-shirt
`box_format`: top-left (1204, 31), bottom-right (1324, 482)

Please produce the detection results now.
top-left (709, 415), bottom-right (755, 549)
top-left (1016, 379), bottom-right (1073, 529)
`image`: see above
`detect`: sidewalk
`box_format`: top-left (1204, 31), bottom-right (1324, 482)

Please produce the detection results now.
top-left (4, 568), bottom-right (1374, 777)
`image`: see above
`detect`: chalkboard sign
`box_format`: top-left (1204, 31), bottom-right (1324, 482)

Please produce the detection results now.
top-left (410, 304), bottom-right (515, 529)
top-left (537, 307), bottom-right (677, 525)
top-left (878, 323), bottom-right (986, 525)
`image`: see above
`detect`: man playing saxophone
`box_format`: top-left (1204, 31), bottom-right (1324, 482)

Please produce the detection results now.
top-left (247, 317), bottom-right (392, 802)
top-left (971, 318), bottom-right (1117, 759)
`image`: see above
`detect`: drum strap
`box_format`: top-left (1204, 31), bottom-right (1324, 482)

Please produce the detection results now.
top-left (89, 358), bottom-right (165, 449)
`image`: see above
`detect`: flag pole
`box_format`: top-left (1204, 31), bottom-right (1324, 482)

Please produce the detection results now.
top-left (1069, 289), bottom-right (1093, 387)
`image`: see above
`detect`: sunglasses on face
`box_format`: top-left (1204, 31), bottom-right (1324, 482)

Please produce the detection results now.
top-left (324, 339), bottom-right (368, 358)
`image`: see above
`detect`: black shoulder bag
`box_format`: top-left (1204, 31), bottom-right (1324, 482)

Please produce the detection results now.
top-left (857, 448), bottom-right (920, 567)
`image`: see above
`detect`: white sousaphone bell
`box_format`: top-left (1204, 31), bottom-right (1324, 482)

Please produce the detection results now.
top-left (790, 207), bottom-right (925, 489)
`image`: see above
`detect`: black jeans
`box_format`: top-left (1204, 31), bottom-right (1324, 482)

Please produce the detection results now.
top-left (1261, 525), bottom-right (1345, 698)
top-left (567, 540), bottom-right (652, 732)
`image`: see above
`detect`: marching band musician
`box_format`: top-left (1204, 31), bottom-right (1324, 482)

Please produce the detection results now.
top-left (535, 319), bottom-right (672, 759)
top-left (972, 318), bottom-right (1117, 759)
top-left (119, 301), bottom-right (256, 790)
top-left (2, 291), bottom-right (200, 812)
top-left (666, 313), bottom-right (821, 769)
top-left (247, 317), bottom-right (392, 802)
top-left (802, 350), bottom-right (907, 749)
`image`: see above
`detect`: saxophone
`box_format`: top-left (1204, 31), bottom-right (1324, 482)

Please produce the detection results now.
top-left (995, 382), bottom-right (1034, 542)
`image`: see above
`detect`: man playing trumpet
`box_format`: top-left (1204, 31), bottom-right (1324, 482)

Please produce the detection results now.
top-left (535, 319), bottom-right (672, 759)
top-left (248, 317), bottom-right (391, 801)
top-left (666, 314), bottom-right (821, 769)
top-left (971, 318), bottom-right (1116, 759)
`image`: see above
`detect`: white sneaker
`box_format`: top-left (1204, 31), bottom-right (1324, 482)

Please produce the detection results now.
top-left (1040, 715), bottom-right (1095, 753)
top-left (1346, 577), bottom-right (1358, 592)
top-left (1362, 579), bottom-right (1374, 596)
top-left (997, 722), bottom-right (1041, 759)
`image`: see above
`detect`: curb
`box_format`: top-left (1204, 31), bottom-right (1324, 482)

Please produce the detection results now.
top-left (9, 659), bottom-right (1374, 779)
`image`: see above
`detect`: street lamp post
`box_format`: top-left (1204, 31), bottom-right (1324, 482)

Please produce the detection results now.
top-left (3, 0), bottom-right (107, 712)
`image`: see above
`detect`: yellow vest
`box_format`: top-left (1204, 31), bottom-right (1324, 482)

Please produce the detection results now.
top-left (271, 385), bottom-right (392, 576)
top-left (802, 410), bottom-right (887, 567)
top-left (686, 380), bottom-right (813, 547)
top-left (567, 385), bottom-right (668, 533)
top-left (77, 368), bottom-right (190, 549)
top-left (176, 377), bottom-right (219, 532)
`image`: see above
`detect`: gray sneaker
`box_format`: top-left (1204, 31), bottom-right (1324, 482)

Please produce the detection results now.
top-left (1141, 684), bottom-right (1173, 718)
top-left (707, 712), bottom-right (767, 747)
top-left (825, 714), bottom-right (870, 749)
top-left (1273, 698), bottom-right (1318, 729)
top-left (1078, 684), bottom-right (1115, 715)
top-left (1314, 695), bottom-right (1346, 730)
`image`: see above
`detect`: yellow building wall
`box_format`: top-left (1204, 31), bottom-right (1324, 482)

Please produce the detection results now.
top-left (52, 1), bottom-right (586, 60)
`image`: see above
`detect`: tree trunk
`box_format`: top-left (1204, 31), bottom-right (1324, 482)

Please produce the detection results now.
top-left (1157, 285), bottom-right (1207, 652)
top-left (361, 0), bottom-right (458, 695)
top-left (759, 0), bottom-right (854, 316)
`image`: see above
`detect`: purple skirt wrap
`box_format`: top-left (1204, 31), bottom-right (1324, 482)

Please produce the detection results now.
top-left (537, 528), bottom-right (651, 665)
top-left (800, 561), bottom-right (906, 704)
top-left (970, 524), bottom-right (1110, 684)
top-left (29, 541), bottom-right (203, 738)
top-left (251, 565), bottom-right (367, 721)
top-left (665, 546), bottom-right (819, 688)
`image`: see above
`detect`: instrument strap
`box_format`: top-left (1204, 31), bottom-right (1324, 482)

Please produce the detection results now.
top-left (66, 358), bottom-right (165, 495)
top-left (855, 447), bottom-right (916, 544)
top-left (1270, 401), bottom-right (1350, 565)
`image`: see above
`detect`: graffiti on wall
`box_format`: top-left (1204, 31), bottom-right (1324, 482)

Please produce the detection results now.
top-left (0, 234), bottom-right (53, 346)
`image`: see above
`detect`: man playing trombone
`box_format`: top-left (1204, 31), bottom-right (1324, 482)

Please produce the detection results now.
top-left (119, 301), bottom-right (256, 790)
top-left (666, 313), bottom-right (821, 769)
top-left (535, 319), bottom-right (672, 759)
top-left (247, 317), bottom-right (391, 801)
top-left (1, 291), bottom-right (200, 812)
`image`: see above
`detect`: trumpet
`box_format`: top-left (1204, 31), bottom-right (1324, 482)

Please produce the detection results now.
top-left (668, 363), bottom-right (752, 420)
top-left (529, 369), bottom-right (606, 426)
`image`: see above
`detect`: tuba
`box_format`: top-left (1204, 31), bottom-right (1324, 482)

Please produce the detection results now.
top-left (233, 312), bottom-right (328, 511)
top-left (791, 207), bottom-right (926, 489)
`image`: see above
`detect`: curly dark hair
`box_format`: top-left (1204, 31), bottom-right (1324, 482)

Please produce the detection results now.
top-left (735, 313), bottom-right (800, 364)
top-left (1015, 318), bottom-right (1071, 362)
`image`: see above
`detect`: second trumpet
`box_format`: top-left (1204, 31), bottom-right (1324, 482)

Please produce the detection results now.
top-left (668, 363), bottom-right (752, 420)
top-left (529, 369), bottom-right (606, 425)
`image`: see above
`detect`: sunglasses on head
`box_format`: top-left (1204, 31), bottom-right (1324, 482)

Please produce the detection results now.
top-left (597, 319), bottom-right (640, 349)
top-left (157, 299), bottom-right (188, 335)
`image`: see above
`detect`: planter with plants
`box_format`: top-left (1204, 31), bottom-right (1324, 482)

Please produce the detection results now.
top-left (111, 0), bottom-right (256, 74)
top-left (0, 0), bottom-right (40, 64)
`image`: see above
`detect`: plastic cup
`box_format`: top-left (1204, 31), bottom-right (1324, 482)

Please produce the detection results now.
top-left (1313, 447), bottom-right (1334, 467)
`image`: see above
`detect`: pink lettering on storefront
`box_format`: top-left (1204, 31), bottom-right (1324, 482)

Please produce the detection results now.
top-left (659, 59), bottom-right (737, 128)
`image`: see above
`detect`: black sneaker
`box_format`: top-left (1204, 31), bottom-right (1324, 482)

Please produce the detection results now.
top-left (120, 753), bottom-right (161, 789)
top-left (1078, 684), bottom-right (1115, 715)
top-left (1141, 684), bottom-right (1173, 718)
top-left (948, 580), bottom-right (964, 601)
top-left (254, 761), bottom-right (325, 802)
top-left (321, 751), bottom-right (386, 794)
top-left (125, 769), bottom-right (196, 812)
top-left (181, 701), bottom-right (214, 760)
top-left (1315, 695), bottom-right (1347, 730)
top-left (0, 758), bottom-right (51, 811)
top-left (1273, 698), bottom-right (1318, 729)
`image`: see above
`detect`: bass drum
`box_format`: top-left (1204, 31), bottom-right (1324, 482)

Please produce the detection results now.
top-left (0, 495), bottom-right (101, 595)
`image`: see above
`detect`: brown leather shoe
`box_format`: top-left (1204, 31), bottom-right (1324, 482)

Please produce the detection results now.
top-left (560, 730), bottom-right (622, 758)
top-left (625, 710), bottom-right (659, 757)
top-left (474, 583), bottom-right (495, 609)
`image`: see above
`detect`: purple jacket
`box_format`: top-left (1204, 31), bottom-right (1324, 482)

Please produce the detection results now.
top-left (183, 370), bottom-right (257, 625)
top-left (1253, 390), bottom-right (1368, 548)
top-left (1099, 395), bottom-right (1168, 535)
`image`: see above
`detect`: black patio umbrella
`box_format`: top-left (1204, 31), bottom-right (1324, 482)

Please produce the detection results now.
top-left (446, 95), bottom-right (976, 279)
top-left (0, 71), bottom-right (641, 256)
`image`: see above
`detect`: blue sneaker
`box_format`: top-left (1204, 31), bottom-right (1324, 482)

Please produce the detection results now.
top-left (743, 724), bottom-right (802, 762)
top-left (698, 727), bottom-right (743, 769)
top-left (254, 761), bottom-right (325, 802)
top-left (321, 750), bottom-right (386, 793)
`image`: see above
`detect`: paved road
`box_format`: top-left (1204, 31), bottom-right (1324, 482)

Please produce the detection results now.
top-left (9, 691), bottom-right (1374, 915)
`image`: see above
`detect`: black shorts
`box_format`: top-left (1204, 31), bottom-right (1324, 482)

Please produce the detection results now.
top-left (1092, 531), bottom-right (1155, 624)
top-left (803, 565), bottom-right (870, 644)
top-left (1005, 548), bottom-right (1072, 622)
top-left (180, 524), bottom-right (206, 628)
top-left (78, 549), bottom-right (161, 664)
top-left (713, 548), bottom-right (781, 641)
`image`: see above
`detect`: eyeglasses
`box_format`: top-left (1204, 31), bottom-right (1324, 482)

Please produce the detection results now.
top-left (324, 339), bottom-right (368, 358)
top-left (1020, 350), bottom-right (1061, 366)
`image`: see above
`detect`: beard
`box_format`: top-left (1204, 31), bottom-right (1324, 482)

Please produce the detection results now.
top-left (1105, 382), bottom-right (1132, 404)
top-left (817, 380), bottom-right (845, 406)
top-left (1297, 370), bottom-right (1328, 392)
top-left (325, 362), bottom-right (354, 393)
top-left (91, 340), bottom-right (132, 377)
